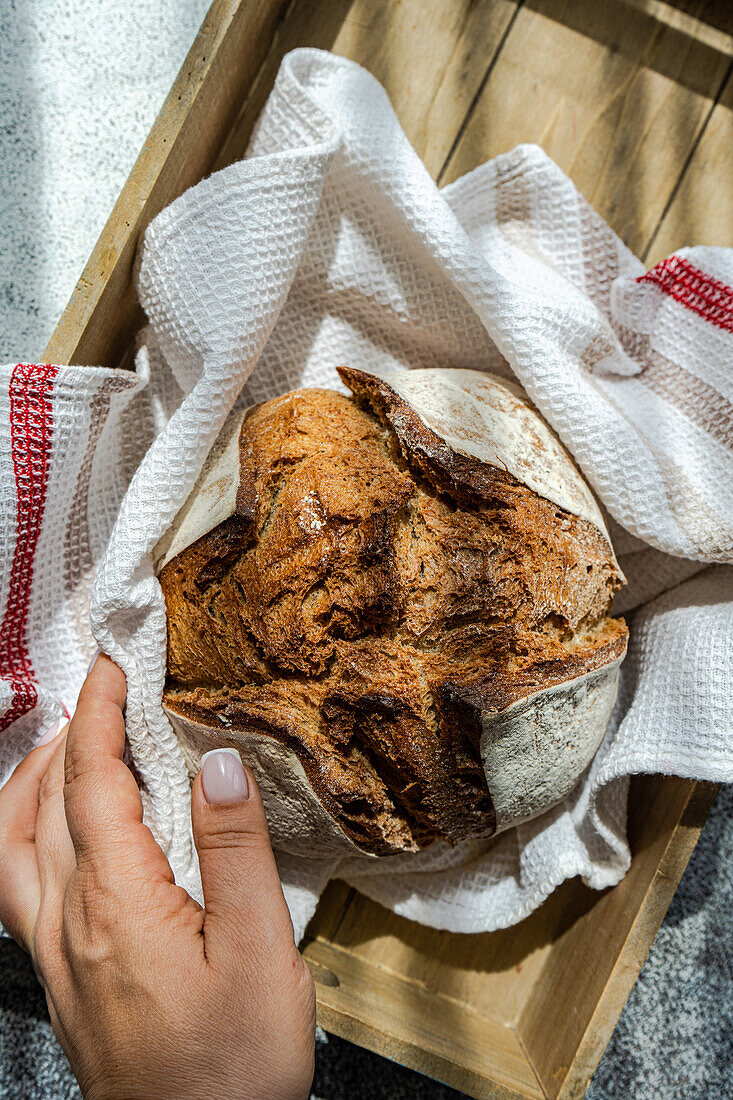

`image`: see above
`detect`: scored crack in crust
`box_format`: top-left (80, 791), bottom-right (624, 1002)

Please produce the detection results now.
top-left (160, 368), bottom-right (628, 855)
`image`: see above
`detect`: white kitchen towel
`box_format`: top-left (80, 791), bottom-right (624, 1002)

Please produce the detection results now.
top-left (2, 49), bottom-right (732, 942)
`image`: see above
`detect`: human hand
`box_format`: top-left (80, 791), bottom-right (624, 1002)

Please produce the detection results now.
top-left (0, 655), bottom-right (315, 1099)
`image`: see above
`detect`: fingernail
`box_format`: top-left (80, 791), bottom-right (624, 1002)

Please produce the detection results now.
top-left (201, 748), bottom-right (249, 804)
top-left (87, 646), bottom-right (102, 676)
top-left (37, 719), bottom-right (68, 746)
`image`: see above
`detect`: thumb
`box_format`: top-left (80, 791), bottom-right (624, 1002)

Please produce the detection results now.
top-left (190, 748), bottom-right (295, 967)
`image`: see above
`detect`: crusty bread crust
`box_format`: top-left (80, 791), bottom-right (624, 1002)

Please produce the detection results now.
top-left (160, 370), bottom-right (627, 855)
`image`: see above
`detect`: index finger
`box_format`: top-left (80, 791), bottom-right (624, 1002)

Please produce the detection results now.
top-left (63, 654), bottom-right (168, 879)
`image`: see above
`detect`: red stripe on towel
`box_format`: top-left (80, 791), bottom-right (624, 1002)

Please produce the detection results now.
top-left (638, 255), bottom-right (733, 334)
top-left (0, 364), bottom-right (59, 732)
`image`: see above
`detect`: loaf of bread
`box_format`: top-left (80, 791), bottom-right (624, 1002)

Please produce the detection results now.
top-left (157, 367), bottom-right (628, 857)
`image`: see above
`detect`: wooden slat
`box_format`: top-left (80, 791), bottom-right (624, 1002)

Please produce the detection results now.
top-left (302, 937), bottom-right (544, 1100)
top-left (646, 68), bottom-right (733, 262)
top-left (317, 876), bottom-right (601, 1029)
top-left (42, 0), bottom-right (287, 369)
top-left (557, 778), bottom-right (721, 1098)
top-left (303, 880), bottom-right (356, 944)
top-left (624, 0), bottom-right (733, 54)
top-left (520, 775), bottom-right (719, 1099)
top-left (440, 0), bottom-right (732, 256)
top-left (214, 0), bottom-right (520, 177)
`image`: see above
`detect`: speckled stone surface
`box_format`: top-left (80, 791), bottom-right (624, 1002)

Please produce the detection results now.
top-left (0, 0), bottom-right (211, 357)
top-left (0, 3), bottom-right (730, 1098)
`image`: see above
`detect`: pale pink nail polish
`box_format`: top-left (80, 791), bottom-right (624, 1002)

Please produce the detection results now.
top-left (37, 719), bottom-right (68, 746)
top-left (201, 748), bottom-right (249, 804)
top-left (87, 646), bottom-right (102, 676)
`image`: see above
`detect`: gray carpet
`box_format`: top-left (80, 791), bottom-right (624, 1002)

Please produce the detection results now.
top-left (1, 2), bottom-right (730, 1097)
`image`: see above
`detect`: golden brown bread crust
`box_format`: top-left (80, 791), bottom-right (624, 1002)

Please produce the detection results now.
top-left (161, 376), bottom-right (627, 855)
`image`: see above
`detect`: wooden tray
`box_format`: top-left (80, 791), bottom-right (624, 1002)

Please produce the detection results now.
top-left (43, 2), bottom-right (730, 1096)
